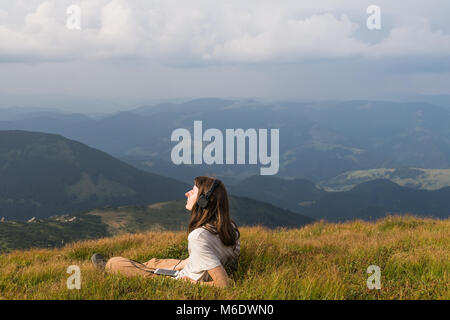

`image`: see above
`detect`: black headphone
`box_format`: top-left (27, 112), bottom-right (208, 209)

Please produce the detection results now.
top-left (197, 179), bottom-right (221, 209)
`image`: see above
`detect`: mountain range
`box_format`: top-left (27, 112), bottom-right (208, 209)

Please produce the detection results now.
top-left (1, 130), bottom-right (448, 226)
top-left (0, 130), bottom-right (313, 225)
top-left (0, 130), bottom-right (317, 251)
top-left (2, 98), bottom-right (450, 183)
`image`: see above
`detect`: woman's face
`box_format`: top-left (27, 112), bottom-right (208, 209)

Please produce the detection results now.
top-left (185, 185), bottom-right (199, 211)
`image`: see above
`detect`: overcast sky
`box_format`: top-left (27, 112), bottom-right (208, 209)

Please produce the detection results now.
top-left (1, 0), bottom-right (450, 112)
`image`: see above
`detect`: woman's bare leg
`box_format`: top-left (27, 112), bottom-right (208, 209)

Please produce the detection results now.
top-left (105, 256), bottom-right (156, 278)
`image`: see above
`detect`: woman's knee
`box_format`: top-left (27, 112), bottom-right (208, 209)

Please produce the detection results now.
top-left (105, 256), bottom-right (126, 271)
top-left (144, 258), bottom-right (159, 268)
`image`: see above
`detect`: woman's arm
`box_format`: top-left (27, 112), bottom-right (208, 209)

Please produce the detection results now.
top-left (180, 265), bottom-right (230, 288)
top-left (203, 265), bottom-right (230, 288)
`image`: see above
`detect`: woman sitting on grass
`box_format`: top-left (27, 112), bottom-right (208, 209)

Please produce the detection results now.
top-left (91, 176), bottom-right (240, 288)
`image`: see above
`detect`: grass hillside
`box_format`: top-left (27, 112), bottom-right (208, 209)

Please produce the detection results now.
top-left (0, 215), bottom-right (448, 300)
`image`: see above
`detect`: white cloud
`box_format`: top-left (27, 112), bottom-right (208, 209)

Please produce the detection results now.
top-left (0, 0), bottom-right (449, 64)
top-left (206, 13), bottom-right (367, 62)
top-left (369, 18), bottom-right (450, 58)
top-left (0, 8), bottom-right (7, 22)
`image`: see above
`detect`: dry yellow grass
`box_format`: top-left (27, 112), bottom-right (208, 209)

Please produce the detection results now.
top-left (0, 215), bottom-right (448, 300)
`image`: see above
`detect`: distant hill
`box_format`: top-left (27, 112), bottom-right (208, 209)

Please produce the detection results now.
top-left (402, 94), bottom-right (450, 110)
top-left (132, 98), bottom-right (235, 116)
top-left (0, 106), bottom-right (68, 121)
top-left (87, 196), bottom-right (314, 235)
top-left (0, 130), bottom-right (190, 221)
top-left (119, 154), bottom-right (236, 186)
top-left (227, 175), bottom-right (450, 222)
top-left (229, 175), bottom-right (324, 213)
top-left (306, 179), bottom-right (450, 221)
top-left (0, 196), bottom-right (314, 252)
top-left (319, 168), bottom-right (450, 191)
top-left (0, 214), bottom-right (108, 252)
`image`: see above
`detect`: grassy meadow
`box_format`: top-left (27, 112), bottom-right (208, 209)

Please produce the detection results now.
top-left (0, 215), bottom-right (448, 300)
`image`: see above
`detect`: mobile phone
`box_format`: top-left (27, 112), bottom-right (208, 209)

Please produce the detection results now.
top-left (154, 268), bottom-right (179, 277)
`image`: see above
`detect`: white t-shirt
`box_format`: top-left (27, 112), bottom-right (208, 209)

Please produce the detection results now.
top-left (176, 226), bottom-right (240, 282)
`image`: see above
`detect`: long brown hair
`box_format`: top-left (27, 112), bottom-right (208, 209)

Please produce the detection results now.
top-left (188, 176), bottom-right (240, 248)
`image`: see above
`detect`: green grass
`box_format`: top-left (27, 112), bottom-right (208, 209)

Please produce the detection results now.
top-left (0, 215), bottom-right (448, 300)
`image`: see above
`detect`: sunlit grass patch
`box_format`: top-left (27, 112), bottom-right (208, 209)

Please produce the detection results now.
top-left (0, 215), bottom-right (448, 300)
